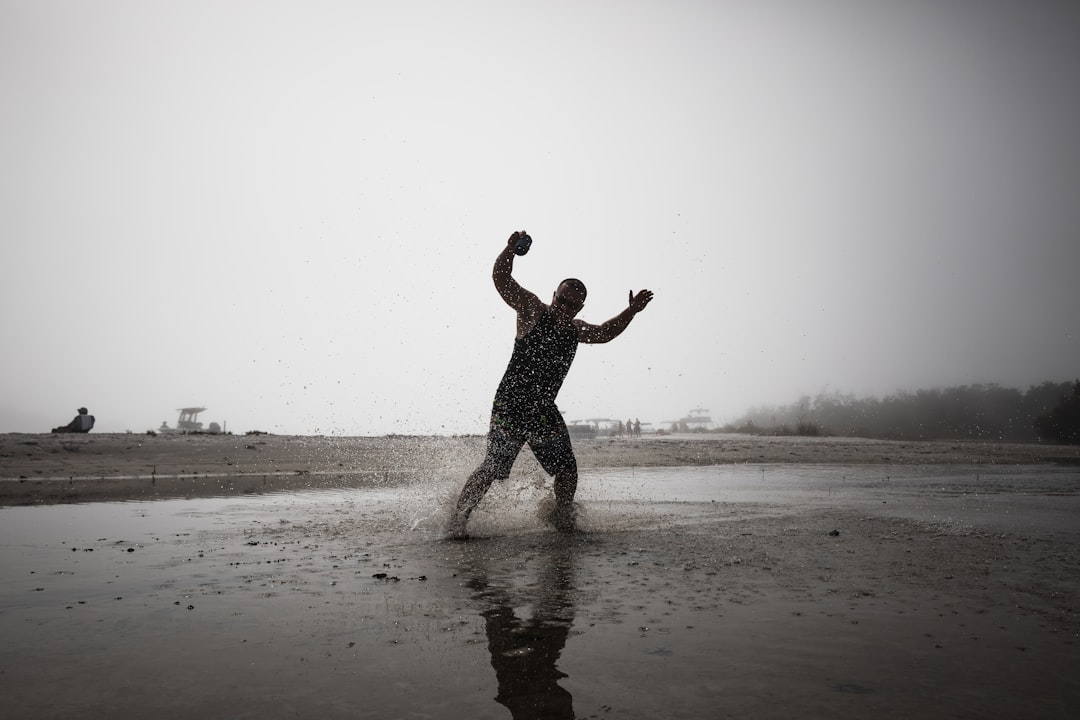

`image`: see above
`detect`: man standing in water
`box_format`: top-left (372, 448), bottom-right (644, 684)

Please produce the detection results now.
top-left (449, 230), bottom-right (654, 538)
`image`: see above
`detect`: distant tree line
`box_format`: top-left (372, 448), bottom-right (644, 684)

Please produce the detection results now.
top-left (723, 380), bottom-right (1080, 443)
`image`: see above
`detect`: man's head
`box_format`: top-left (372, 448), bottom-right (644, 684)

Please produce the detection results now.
top-left (551, 278), bottom-right (587, 319)
top-left (77, 407), bottom-right (88, 414)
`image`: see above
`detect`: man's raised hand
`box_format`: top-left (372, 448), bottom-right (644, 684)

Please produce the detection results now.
top-left (629, 289), bottom-right (654, 314)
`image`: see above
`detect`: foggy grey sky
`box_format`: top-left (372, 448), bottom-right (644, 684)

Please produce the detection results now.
top-left (2, 0), bottom-right (1078, 436)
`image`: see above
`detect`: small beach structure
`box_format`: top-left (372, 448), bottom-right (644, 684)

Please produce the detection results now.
top-left (663, 408), bottom-right (717, 432)
top-left (176, 407), bottom-right (207, 432)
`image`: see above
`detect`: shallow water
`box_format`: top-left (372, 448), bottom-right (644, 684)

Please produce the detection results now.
top-left (582, 463), bottom-right (1080, 535)
top-left (5, 463), bottom-right (1076, 544)
top-left (2, 464), bottom-right (1078, 719)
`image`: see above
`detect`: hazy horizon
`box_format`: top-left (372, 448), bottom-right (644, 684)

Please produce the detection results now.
top-left (3, 375), bottom-right (1074, 438)
top-left (3, 1), bottom-right (1078, 436)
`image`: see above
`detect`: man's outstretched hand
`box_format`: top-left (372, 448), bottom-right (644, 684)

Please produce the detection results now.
top-left (629, 289), bottom-right (654, 314)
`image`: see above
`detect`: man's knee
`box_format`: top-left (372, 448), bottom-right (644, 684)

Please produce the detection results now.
top-left (476, 454), bottom-right (513, 483)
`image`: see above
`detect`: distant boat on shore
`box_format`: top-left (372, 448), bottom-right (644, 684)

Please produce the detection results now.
top-left (154, 407), bottom-right (225, 434)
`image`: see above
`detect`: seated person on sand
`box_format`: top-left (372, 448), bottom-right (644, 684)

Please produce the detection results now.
top-left (52, 407), bottom-right (95, 433)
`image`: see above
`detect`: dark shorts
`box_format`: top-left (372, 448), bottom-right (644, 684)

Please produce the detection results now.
top-left (479, 403), bottom-right (577, 479)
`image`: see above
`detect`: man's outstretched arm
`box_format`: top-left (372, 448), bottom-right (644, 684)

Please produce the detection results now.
top-left (576, 289), bottom-right (654, 344)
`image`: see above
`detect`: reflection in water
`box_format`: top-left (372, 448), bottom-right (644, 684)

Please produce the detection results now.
top-left (464, 536), bottom-right (579, 720)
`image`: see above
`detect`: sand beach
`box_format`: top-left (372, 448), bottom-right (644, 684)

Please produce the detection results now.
top-left (1, 433), bottom-right (1078, 718)
top-left (2, 432), bottom-right (1078, 505)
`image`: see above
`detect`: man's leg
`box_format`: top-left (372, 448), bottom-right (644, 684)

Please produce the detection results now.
top-left (448, 467), bottom-right (495, 539)
top-left (454, 466), bottom-right (497, 519)
top-left (550, 468), bottom-right (578, 532)
top-left (553, 468), bottom-right (577, 508)
top-left (448, 423), bottom-right (522, 538)
top-left (531, 412), bottom-right (579, 532)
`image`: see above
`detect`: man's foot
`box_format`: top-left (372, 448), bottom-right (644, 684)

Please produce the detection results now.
top-left (445, 511), bottom-right (470, 540)
top-left (550, 504), bottom-right (576, 533)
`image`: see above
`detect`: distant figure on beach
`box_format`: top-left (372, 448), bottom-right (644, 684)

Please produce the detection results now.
top-left (52, 407), bottom-right (95, 433)
top-left (633, 418), bottom-right (641, 436)
top-left (448, 230), bottom-right (654, 538)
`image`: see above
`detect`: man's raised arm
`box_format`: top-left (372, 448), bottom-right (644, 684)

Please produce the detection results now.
top-left (493, 231), bottom-right (540, 314)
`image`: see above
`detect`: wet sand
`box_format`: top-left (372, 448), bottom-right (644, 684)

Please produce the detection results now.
top-left (1, 434), bottom-right (1079, 719)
